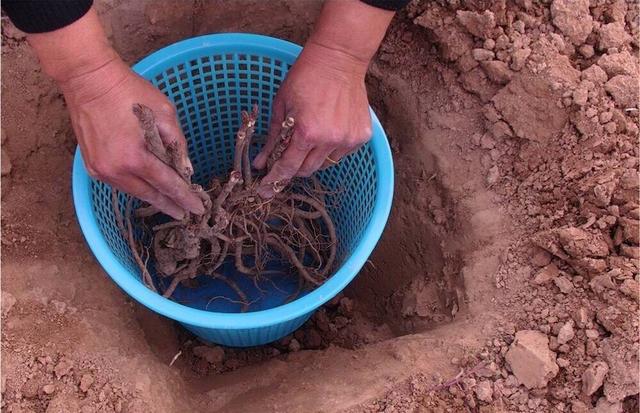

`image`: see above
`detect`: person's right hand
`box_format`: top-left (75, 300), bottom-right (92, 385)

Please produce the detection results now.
top-left (60, 58), bottom-right (204, 220)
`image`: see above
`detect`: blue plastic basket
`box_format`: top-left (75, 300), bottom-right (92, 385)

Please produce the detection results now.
top-left (72, 33), bottom-right (393, 347)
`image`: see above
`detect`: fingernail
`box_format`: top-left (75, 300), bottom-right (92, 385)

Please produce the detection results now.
top-left (191, 203), bottom-right (205, 215)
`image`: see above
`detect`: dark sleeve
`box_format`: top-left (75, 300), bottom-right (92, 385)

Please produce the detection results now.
top-left (360, 0), bottom-right (411, 11)
top-left (2, 0), bottom-right (93, 34)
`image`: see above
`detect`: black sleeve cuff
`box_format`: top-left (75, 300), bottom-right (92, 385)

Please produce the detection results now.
top-left (360, 0), bottom-right (411, 11)
top-left (2, 0), bottom-right (93, 34)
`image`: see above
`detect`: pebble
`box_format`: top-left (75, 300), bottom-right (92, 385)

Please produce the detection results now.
top-left (338, 297), bottom-right (354, 317)
top-left (557, 357), bottom-right (570, 368)
top-left (54, 358), bottom-right (73, 379)
top-left (42, 384), bottom-right (56, 395)
top-left (592, 396), bottom-right (622, 413)
top-left (1, 291), bottom-right (17, 316)
top-left (288, 338), bottom-right (301, 352)
top-left (582, 361), bottom-right (609, 396)
top-left (554, 276), bottom-right (573, 294)
top-left (531, 249), bottom-right (552, 267)
top-left (533, 264), bottom-right (559, 285)
top-left (474, 380), bottom-right (493, 402)
top-left (585, 329), bottom-right (600, 339)
top-left (505, 330), bottom-right (559, 389)
top-left (579, 44), bottom-right (595, 58)
top-left (472, 48), bottom-right (495, 62)
top-left (304, 329), bottom-right (323, 349)
top-left (557, 321), bottom-right (575, 344)
top-left (79, 374), bottom-right (94, 393)
top-left (619, 279), bottom-right (640, 301)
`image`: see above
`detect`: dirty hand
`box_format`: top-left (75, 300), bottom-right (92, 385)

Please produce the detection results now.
top-left (27, 7), bottom-right (203, 220)
top-left (62, 61), bottom-right (204, 220)
top-left (253, 0), bottom-right (394, 197)
top-left (252, 43), bottom-right (372, 193)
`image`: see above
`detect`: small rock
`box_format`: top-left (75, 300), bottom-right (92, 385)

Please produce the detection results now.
top-left (1, 149), bottom-right (12, 176)
top-left (590, 273), bottom-right (616, 294)
top-left (21, 376), bottom-right (42, 399)
top-left (582, 361), bottom-right (609, 396)
top-left (42, 384), bottom-right (56, 395)
top-left (598, 111), bottom-right (613, 125)
top-left (456, 10), bottom-right (496, 38)
top-left (510, 47), bottom-right (531, 71)
top-left (79, 374), bottom-right (94, 393)
top-left (572, 400), bottom-right (589, 413)
top-left (304, 329), bottom-right (323, 349)
top-left (513, 20), bottom-right (525, 34)
top-left (483, 38), bottom-right (495, 50)
top-left (582, 64), bottom-right (608, 84)
top-left (338, 297), bottom-right (354, 317)
top-left (557, 357), bottom-right (570, 368)
top-left (619, 279), bottom-right (639, 301)
top-left (54, 358), bottom-right (73, 379)
top-left (479, 134), bottom-right (496, 149)
top-left (598, 51), bottom-right (637, 77)
top-left (573, 307), bottom-right (590, 328)
top-left (598, 23), bottom-right (631, 50)
top-left (314, 310), bottom-right (330, 332)
top-left (571, 400), bottom-right (589, 413)
top-left (605, 75), bottom-right (638, 108)
top-left (592, 397), bottom-right (622, 413)
top-left (550, 0), bottom-right (593, 44)
top-left (192, 346), bottom-right (225, 365)
top-left (472, 48), bottom-right (495, 62)
top-left (554, 276), bottom-right (574, 294)
top-left (475, 380), bottom-right (493, 402)
top-left (557, 321), bottom-right (575, 344)
top-left (572, 87), bottom-right (589, 106)
top-left (533, 264), bottom-right (559, 285)
top-left (505, 330), bottom-right (559, 389)
top-left (586, 329), bottom-right (600, 339)
top-left (1, 291), bottom-right (17, 316)
top-left (578, 44), bottom-right (594, 58)
top-left (288, 338), bottom-right (301, 352)
top-left (481, 60), bottom-right (512, 84)
top-left (531, 249), bottom-right (552, 267)
top-left (486, 165), bottom-right (500, 185)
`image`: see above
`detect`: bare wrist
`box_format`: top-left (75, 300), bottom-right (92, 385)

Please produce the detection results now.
top-left (27, 7), bottom-right (118, 84)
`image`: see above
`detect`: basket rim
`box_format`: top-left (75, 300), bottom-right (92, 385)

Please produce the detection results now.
top-left (72, 33), bottom-right (394, 330)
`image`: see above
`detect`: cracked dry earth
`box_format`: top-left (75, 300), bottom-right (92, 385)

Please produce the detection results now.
top-left (1, 0), bottom-right (638, 412)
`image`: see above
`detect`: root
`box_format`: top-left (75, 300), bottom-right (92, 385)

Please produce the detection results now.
top-left (124, 196), bottom-right (157, 292)
top-left (128, 104), bottom-right (337, 307)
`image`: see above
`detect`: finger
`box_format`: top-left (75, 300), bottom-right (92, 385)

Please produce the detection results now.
top-left (155, 113), bottom-right (194, 179)
top-left (139, 152), bottom-right (205, 215)
top-left (298, 146), bottom-right (333, 177)
top-left (257, 136), bottom-right (310, 198)
top-left (321, 147), bottom-right (354, 169)
top-left (253, 97), bottom-right (285, 169)
top-left (113, 175), bottom-right (185, 220)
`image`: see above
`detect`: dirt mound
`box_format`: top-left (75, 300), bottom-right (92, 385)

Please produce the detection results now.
top-left (1, 0), bottom-right (638, 412)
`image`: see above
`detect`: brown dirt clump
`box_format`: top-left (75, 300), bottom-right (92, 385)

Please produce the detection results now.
top-left (2, 0), bottom-right (638, 412)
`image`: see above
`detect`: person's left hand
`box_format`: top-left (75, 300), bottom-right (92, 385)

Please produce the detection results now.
top-left (253, 42), bottom-right (372, 197)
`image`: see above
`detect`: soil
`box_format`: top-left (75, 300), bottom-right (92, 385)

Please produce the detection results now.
top-left (1, 0), bottom-right (638, 412)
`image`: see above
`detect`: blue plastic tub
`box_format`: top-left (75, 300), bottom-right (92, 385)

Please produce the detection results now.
top-left (72, 33), bottom-right (393, 347)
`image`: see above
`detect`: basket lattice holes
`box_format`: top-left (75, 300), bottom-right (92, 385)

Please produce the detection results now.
top-left (91, 52), bottom-right (377, 313)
